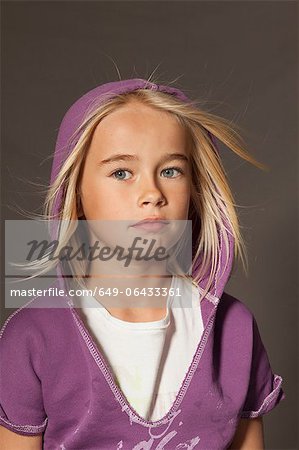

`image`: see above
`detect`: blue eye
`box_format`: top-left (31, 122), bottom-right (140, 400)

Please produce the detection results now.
top-left (111, 169), bottom-right (132, 180)
top-left (161, 167), bottom-right (183, 178)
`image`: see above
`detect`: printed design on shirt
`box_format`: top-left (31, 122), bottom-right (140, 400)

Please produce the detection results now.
top-left (199, 385), bottom-right (239, 444)
top-left (116, 409), bottom-right (200, 449)
top-left (114, 363), bottom-right (145, 410)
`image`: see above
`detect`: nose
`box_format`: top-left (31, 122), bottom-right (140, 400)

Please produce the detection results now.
top-left (137, 177), bottom-right (166, 207)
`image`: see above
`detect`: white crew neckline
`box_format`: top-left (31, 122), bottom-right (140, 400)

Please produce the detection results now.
top-left (81, 276), bottom-right (178, 331)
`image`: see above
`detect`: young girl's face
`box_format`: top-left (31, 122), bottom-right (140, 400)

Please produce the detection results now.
top-left (79, 101), bottom-right (191, 226)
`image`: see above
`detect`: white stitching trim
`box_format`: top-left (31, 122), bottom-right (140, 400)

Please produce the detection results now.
top-left (0, 415), bottom-right (48, 434)
top-left (240, 374), bottom-right (284, 418)
top-left (0, 296), bottom-right (40, 339)
top-left (196, 285), bottom-right (219, 305)
top-left (0, 280), bottom-right (58, 339)
top-left (195, 226), bottom-right (225, 305)
top-left (213, 228), bottom-right (223, 298)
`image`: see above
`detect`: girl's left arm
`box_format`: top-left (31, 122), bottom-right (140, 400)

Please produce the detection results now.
top-left (227, 417), bottom-right (265, 450)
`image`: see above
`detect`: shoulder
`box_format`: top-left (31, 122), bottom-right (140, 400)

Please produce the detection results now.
top-left (214, 291), bottom-right (257, 348)
top-left (0, 294), bottom-right (71, 352)
top-left (217, 291), bottom-right (255, 324)
top-left (1, 298), bottom-right (42, 343)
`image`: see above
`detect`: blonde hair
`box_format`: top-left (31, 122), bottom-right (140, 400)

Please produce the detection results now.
top-left (24, 85), bottom-right (267, 301)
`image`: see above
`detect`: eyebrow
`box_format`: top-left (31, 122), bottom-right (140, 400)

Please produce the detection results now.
top-left (98, 152), bottom-right (189, 166)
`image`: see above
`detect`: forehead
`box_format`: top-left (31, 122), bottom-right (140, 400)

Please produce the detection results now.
top-left (91, 101), bottom-right (188, 148)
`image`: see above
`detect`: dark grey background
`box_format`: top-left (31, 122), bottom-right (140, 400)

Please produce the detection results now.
top-left (1, 1), bottom-right (297, 449)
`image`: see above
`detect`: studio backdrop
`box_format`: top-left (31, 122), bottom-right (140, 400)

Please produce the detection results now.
top-left (1, 2), bottom-right (297, 449)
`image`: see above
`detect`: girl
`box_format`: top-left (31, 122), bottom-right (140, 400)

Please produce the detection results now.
top-left (0, 78), bottom-right (285, 449)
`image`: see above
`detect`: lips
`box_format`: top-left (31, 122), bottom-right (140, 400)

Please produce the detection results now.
top-left (130, 218), bottom-right (170, 233)
top-left (132, 222), bottom-right (168, 232)
top-left (132, 218), bottom-right (170, 227)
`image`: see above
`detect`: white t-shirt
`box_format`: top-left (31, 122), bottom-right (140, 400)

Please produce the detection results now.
top-left (75, 276), bottom-right (204, 422)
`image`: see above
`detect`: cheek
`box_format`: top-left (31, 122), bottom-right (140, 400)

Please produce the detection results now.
top-left (169, 182), bottom-right (190, 202)
top-left (167, 185), bottom-right (191, 219)
top-left (81, 180), bottom-right (129, 219)
top-left (178, 197), bottom-right (191, 216)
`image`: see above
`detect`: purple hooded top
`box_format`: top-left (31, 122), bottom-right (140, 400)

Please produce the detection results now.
top-left (0, 79), bottom-right (285, 449)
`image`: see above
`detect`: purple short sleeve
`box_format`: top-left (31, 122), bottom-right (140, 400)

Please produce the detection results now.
top-left (240, 315), bottom-right (285, 418)
top-left (0, 312), bottom-right (48, 436)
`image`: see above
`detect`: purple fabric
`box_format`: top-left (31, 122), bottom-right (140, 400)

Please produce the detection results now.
top-left (0, 79), bottom-right (285, 449)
